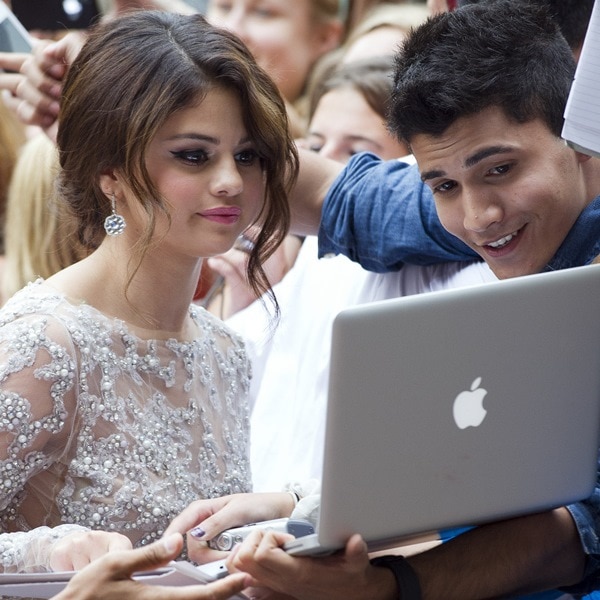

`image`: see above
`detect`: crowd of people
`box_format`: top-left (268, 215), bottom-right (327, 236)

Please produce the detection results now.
top-left (0, 0), bottom-right (599, 599)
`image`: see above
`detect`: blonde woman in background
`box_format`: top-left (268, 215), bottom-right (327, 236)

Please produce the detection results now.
top-left (1, 133), bottom-right (86, 305)
top-left (0, 102), bottom-right (26, 248)
top-left (341, 1), bottom-right (430, 62)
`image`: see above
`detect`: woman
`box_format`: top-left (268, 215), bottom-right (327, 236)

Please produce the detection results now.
top-left (0, 10), bottom-right (298, 573)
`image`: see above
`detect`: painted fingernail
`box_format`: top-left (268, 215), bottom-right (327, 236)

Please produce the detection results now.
top-left (190, 526), bottom-right (206, 539)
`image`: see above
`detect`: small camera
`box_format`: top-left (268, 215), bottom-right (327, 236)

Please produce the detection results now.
top-left (207, 517), bottom-right (314, 551)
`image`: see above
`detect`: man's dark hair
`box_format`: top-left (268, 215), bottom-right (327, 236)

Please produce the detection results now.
top-left (388, 0), bottom-right (576, 143)
top-left (458, 0), bottom-right (594, 53)
top-left (543, 0), bottom-right (594, 53)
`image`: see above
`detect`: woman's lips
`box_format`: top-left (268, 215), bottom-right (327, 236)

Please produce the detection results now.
top-left (199, 206), bottom-right (242, 224)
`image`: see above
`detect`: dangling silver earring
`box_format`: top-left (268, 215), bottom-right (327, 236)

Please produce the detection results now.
top-left (104, 193), bottom-right (126, 236)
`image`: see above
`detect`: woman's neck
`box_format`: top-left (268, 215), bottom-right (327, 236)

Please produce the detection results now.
top-left (46, 241), bottom-right (203, 336)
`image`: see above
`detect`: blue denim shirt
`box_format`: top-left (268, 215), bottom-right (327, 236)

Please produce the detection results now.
top-left (319, 152), bottom-right (600, 596)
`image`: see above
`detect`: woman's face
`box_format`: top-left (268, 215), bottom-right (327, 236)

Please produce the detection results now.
top-left (121, 86), bottom-right (265, 260)
top-left (206, 0), bottom-right (342, 102)
top-left (303, 87), bottom-right (409, 163)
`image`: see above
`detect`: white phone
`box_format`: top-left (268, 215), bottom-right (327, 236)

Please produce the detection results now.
top-left (0, 3), bottom-right (33, 53)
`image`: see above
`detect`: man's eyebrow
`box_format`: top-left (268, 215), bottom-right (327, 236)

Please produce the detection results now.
top-left (464, 145), bottom-right (513, 168)
top-left (421, 168), bottom-right (445, 182)
top-left (420, 145), bottom-right (514, 182)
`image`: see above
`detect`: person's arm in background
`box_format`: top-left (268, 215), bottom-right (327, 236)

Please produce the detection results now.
top-left (287, 148), bottom-right (344, 236)
top-left (8, 0), bottom-right (196, 140)
top-left (0, 52), bottom-right (31, 112)
top-left (15, 33), bottom-right (85, 140)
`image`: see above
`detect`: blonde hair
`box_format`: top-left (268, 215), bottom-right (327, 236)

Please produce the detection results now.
top-left (2, 134), bottom-right (86, 303)
top-left (0, 103), bottom-right (26, 253)
top-left (344, 2), bottom-right (430, 46)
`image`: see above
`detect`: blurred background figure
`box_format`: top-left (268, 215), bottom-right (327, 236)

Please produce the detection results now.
top-left (204, 0), bottom-right (348, 137)
top-left (341, 1), bottom-right (429, 62)
top-left (302, 55), bottom-right (410, 162)
top-left (0, 100), bottom-right (27, 287)
top-left (1, 133), bottom-right (86, 304)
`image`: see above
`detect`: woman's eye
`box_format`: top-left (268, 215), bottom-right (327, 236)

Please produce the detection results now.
top-left (236, 149), bottom-right (259, 166)
top-left (171, 149), bottom-right (208, 165)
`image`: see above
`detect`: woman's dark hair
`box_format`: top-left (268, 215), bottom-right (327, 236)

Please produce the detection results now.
top-left (57, 10), bottom-right (298, 313)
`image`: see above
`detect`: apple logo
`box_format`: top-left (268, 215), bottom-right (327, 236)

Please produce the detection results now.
top-left (452, 376), bottom-right (488, 429)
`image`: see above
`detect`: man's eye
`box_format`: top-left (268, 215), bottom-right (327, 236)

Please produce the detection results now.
top-left (434, 180), bottom-right (456, 193)
top-left (490, 164), bottom-right (510, 175)
top-left (171, 150), bottom-right (208, 165)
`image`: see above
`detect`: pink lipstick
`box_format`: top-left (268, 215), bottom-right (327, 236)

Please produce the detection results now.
top-left (199, 206), bottom-right (242, 224)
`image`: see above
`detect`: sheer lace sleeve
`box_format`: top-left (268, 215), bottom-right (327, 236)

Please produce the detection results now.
top-left (0, 311), bottom-right (86, 572)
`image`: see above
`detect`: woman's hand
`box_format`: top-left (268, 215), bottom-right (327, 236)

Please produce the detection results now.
top-left (164, 492), bottom-right (296, 564)
top-left (49, 530), bottom-right (133, 572)
top-left (51, 533), bottom-right (249, 600)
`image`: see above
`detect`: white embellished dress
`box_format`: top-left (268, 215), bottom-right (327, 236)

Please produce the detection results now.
top-left (0, 280), bottom-right (252, 572)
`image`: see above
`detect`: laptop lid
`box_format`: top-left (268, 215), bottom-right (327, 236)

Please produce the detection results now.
top-left (285, 264), bottom-right (600, 556)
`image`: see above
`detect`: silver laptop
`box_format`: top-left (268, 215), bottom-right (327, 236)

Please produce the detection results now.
top-left (285, 264), bottom-right (600, 556)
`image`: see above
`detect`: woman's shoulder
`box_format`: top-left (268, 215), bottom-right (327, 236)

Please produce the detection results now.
top-left (190, 303), bottom-right (247, 349)
top-left (0, 279), bottom-right (66, 323)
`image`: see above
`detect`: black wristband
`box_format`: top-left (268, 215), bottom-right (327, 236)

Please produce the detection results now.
top-left (370, 554), bottom-right (422, 600)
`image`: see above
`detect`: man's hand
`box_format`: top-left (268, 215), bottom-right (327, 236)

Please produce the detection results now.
top-left (228, 531), bottom-right (397, 600)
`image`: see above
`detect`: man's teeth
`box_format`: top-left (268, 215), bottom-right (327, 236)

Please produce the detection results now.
top-left (488, 231), bottom-right (518, 248)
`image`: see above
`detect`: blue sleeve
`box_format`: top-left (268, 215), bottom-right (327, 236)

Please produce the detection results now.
top-left (318, 153), bottom-right (478, 273)
top-left (559, 452), bottom-right (600, 596)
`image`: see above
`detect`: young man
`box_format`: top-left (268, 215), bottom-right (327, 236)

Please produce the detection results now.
top-left (169, 2), bottom-right (600, 599)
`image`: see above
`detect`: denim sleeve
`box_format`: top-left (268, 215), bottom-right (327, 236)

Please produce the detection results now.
top-left (318, 153), bottom-right (478, 273)
top-left (559, 450), bottom-right (600, 597)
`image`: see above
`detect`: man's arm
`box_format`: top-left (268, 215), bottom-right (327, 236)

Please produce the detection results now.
top-left (227, 508), bottom-right (585, 600)
top-left (289, 148), bottom-right (344, 237)
top-left (409, 508), bottom-right (584, 598)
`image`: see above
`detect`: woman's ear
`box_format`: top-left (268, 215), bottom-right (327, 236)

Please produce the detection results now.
top-left (99, 170), bottom-right (124, 198)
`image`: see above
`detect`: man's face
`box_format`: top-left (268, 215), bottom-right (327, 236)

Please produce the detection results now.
top-left (412, 106), bottom-right (591, 279)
